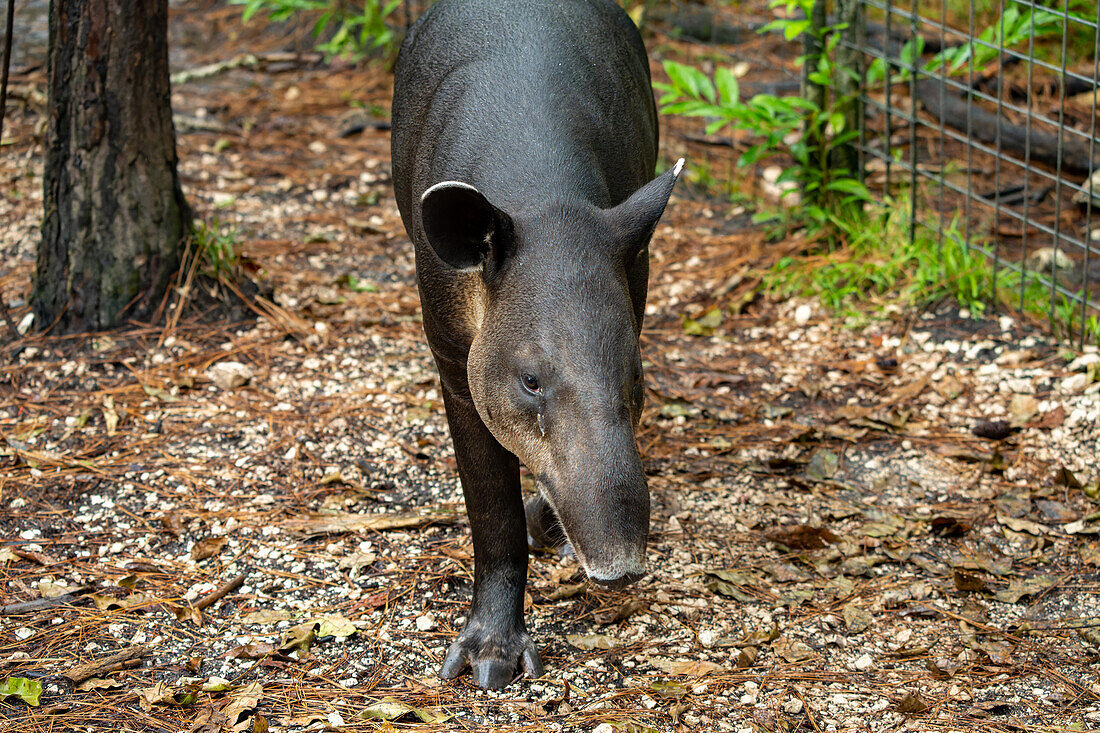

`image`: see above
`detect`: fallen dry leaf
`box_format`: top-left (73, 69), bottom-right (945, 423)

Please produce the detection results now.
top-left (595, 597), bottom-right (646, 625)
top-left (997, 514), bottom-right (1048, 536)
top-left (736, 646), bottom-right (758, 668)
top-left (764, 524), bottom-right (839, 549)
top-left (1029, 404), bottom-right (1065, 429)
top-left (952, 569), bottom-right (987, 593)
top-left (241, 610), bottom-right (293, 625)
top-left (103, 396), bottom-right (120, 436)
top-left (566, 633), bottom-right (617, 650)
top-left (226, 643), bottom-right (276, 660)
top-left (994, 575), bottom-right (1058, 603)
top-left (190, 536), bottom-right (228, 561)
top-left (1009, 394), bottom-right (1038, 426)
top-left (224, 681), bottom-right (263, 732)
top-left (665, 659), bottom-right (725, 676)
top-left (843, 603), bottom-right (872, 633)
top-left (652, 657), bottom-right (724, 675)
top-left (546, 582), bottom-right (587, 601)
top-left (895, 690), bottom-right (931, 714)
top-left (772, 637), bottom-right (815, 663)
top-left (137, 681), bottom-right (196, 710)
top-left (315, 613), bottom-right (358, 640)
top-left (358, 697), bottom-right (448, 724)
top-left (932, 374), bottom-right (963, 400)
top-left (279, 623), bottom-right (317, 653)
top-left (75, 677), bottom-right (123, 692)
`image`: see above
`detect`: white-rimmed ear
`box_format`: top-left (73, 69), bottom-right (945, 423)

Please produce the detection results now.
top-left (609, 158), bottom-right (684, 253)
top-left (420, 181), bottom-right (513, 271)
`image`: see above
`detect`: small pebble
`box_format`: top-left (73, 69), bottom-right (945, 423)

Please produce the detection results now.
top-left (207, 361), bottom-right (253, 390)
top-left (1062, 373), bottom-right (1090, 394)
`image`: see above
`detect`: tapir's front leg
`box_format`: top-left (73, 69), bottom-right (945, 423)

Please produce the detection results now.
top-left (437, 380), bottom-right (543, 689)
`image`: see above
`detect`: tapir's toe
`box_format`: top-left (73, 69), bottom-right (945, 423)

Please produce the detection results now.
top-left (439, 642), bottom-right (468, 681)
top-left (440, 627), bottom-right (543, 690)
top-left (471, 657), bottom-right (521, 690)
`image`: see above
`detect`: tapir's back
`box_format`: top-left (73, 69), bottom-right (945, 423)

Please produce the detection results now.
top-left (391, 0), bottom-right (658, 222)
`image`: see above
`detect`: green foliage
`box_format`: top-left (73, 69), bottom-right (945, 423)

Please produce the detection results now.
top-left (869, 1), bottom-right (1092, 86)
top-left (655, 0), bottom-right (870, 237)
top-left (345, 273), bottom-right (379, 292)
top-left (763, 201), bottom-right (990, 319)
top-left (939, 0), bottom-right (1098, 65)
top-left (193, 219), bottom-right (241, 282)
top-left (1042, 287), bottom-right (1100, 344)
top-left (928, 3), bottom-right (1061, 75)
top-left (764, 198), bottom-right (1098, 342)
top-left (1088, 316), bottom-right (1100, 343)
top-left (231, 0), bottom-right (404, 61)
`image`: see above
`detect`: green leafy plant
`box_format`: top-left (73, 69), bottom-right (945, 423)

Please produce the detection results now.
top-left (761, 199), bottom-right (988, 318)
top-left (1087, 315), bottom-right (1100, 343)
top-left (231, 0), bottom-right (404, 61)
top-left (655, 0), bottom-right (871, 236)
top-left (927, 3), bottom-right (1061, 75)
top-left (940, 0), bottom-right (1097, 65)
top-left (867, 2), bottom-right (1077, 87)
top-left (345, 273), bottom-right (379, 292)
top-left (763, 196), bottom-right (1098, 342)
top-left (193, 219), bottom-right (241, 282)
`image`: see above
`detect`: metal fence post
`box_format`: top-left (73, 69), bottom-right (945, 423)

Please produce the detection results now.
top-left (834, 0), bottom-right (864, 182)
top-left (802, 0), bottom-right (828, 206)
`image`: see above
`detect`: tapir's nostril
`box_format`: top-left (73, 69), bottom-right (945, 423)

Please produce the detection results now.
top-left (588, 570), bottom-right (645, 591)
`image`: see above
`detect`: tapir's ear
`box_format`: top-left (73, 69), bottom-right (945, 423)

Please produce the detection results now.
top-left (420, 181), bottom-right (512, 271)
top-left (609, 158), bottom-right (684, 253)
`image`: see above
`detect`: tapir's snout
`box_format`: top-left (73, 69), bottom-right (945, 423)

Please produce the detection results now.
top-left (575, 476), bottom-right (649, 586)
top-left (532, 444), bottom-right (650, 590)
top-left (588, 569), bottom-right (646, 590)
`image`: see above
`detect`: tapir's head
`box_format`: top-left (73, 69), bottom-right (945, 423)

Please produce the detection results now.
top-left (418, 162), bottom-right (682, 588)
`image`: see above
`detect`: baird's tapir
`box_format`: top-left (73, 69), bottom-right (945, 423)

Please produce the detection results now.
top-left (391, 0), bottom-right (682, 689)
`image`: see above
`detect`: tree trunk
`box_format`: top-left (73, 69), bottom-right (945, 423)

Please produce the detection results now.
top-left (34, 0), bottom-right (190, 333)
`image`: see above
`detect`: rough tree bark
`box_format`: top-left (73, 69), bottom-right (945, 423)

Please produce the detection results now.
top-left (34, 0), bottom-right (190, 333)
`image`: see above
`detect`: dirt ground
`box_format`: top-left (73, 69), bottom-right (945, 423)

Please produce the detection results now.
top-left (2, 2), bottom-right (1100, 732)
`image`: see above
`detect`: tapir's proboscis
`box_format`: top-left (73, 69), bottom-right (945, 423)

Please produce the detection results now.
top-left (391, 0), bottom-right (682, 689)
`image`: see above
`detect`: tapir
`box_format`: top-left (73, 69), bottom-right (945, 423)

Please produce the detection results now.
top-left (390, 0), bottom-right (682, 689)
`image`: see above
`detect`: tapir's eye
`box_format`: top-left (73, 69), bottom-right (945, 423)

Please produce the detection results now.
top-left (521, 373), bottom-right (541, 394)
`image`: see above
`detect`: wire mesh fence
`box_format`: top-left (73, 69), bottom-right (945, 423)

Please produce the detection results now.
top-left (837, 0), bottom-right (1100, 344)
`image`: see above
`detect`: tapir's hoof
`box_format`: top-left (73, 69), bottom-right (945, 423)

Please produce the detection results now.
top-left (440, 629), bottom-right (543, 690)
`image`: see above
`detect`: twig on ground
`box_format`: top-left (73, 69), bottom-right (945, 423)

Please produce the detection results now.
top-left (62, 645), bottom-right (152, 684)
top-left (194, 569), bottom-right (247, 612)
